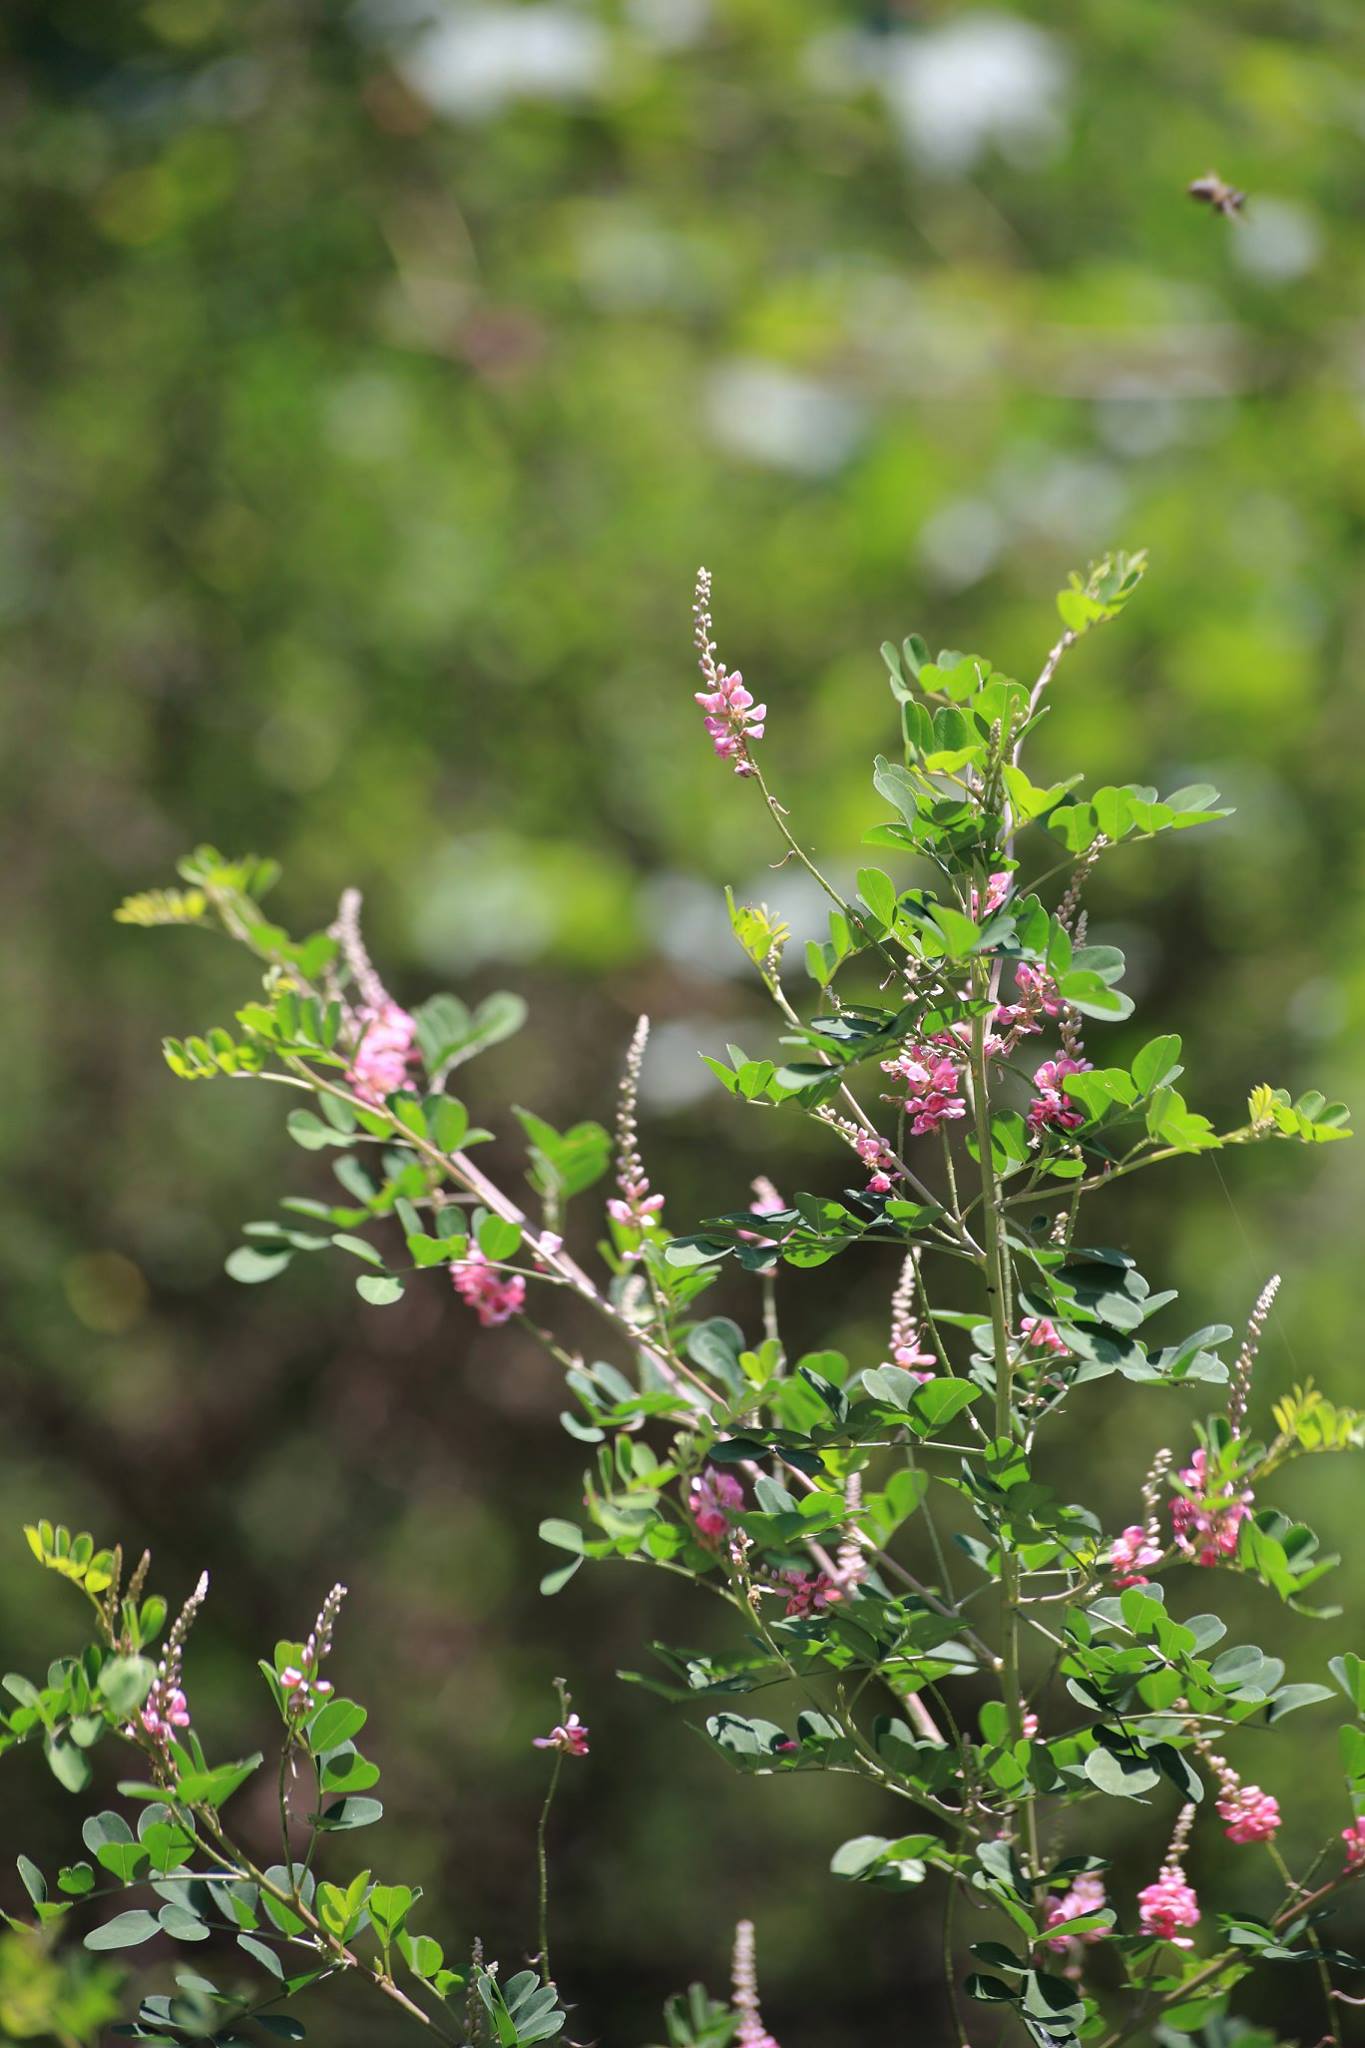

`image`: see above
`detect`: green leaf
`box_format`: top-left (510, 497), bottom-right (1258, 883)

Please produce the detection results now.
top-left (158, 1901), bottom-right (210, 1942)
top-left (308, 1698), bottom-right (367, 1753)
top-left (315, 1796), bottom-right (384, 1831)
top-left (85, 1909), bottom-right (163, 1950)
top-left (476, 1215), bottom-right (523, 1263)
top-left (429, 1096), bottom-right (470, 1153)
top-left (226, 1246), bottom-right (294, 1285)
top-left (286, 1109), bottom-right (352, 1151)
top-left (175, 1754), bottom-right (263, 1809)
top-left (97, 1655), bottom-right (157, 1717)
top-left (1131, 1033), bottom-right (1183, 1095)
top-left (368, 1883), bottom-right (414, 1946)
top-left (44, 1736), bottom-right (92, 1794)
top-left (356, 1274), bottom-right (405, 1306)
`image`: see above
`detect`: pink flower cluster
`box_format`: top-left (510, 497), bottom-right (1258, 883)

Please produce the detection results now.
top-left (1108, 1524), bottom-right (1163, 1588)
top-left (883, 1253), bottom-right (935, 1379)
top-left (141, 1679), bottom-right (191, 1742)
top-left (777, 1569), bottom-right (842, 1618)
top-left (1170, 1447), bottom-right (1252, 1567)
top-left (731, 1919), bottom-right (780, 2048)
top-left (1137, 1868), bottom-right (1200, 1946)
top-left (1044, 1871), bottom-right (1108, 1952)
top-left (881, 1046), bottom-right (968, 1138)
top-left (607, 1176), bottom-right (665, 1232)
top-left (854, 1129), bottom-right (901, 1194)
top-left (696, 672), bottom-right (766, 776)
top-left (1216, 1781), bottom-right (1280, 1844)
top-left (994, 963), bottom-right (1062, 1043)
top-left (280, 1581), bottom-right (346, 1715)
top-left (347, 1000), bottom-right (417, 1105)
top-left (1027, 1055), bottom-right (1091, 1136)
top-left (450, 1246), bottom-right (526, 1327)
top-left (694, 567), bottom-right (764, 777)
top-left (688, 1465), bottom-right (744, 1544)
top-left (281, 1664), bottom-right (335, 1711)
top-left (533, 1713), bottom-right (589, 1757)
top-left (970, 871), bottom-right (1011, 920)
top-left (1342, 1819), bottom-right (1365, 1868)
top-left (1020, 1316), bottom-right (1067, 1357)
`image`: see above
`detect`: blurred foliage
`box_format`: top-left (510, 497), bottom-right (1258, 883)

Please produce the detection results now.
top-left (3, 1), bottom-right (1365, 2042)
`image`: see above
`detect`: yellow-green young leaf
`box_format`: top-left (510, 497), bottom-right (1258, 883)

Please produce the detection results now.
top-left (367, 1883), bottom-right (414, 1945)
top-left (724, 887), bottom-right (789, 972)
top-left (114, 887), bottom-right (208, 928)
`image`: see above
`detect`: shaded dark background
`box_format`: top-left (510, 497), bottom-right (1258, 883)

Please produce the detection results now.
top-left (3, 2), bottom-right (1365, 2041)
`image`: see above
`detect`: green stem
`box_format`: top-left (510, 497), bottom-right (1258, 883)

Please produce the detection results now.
top-left (536, 1749), bottom-right (563, 1986)
top-left (968, 966), bottom-right (1037, 1879)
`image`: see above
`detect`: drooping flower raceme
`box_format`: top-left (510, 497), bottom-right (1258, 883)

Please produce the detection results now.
top-left (1202, 1747), bottom-right (1280, 1844)
top-left (880, 1045), bottom-right (967, 1137)
top-left (1027, 1055), bottom-right (1091, 1136)
top-left (1216, 1780), bottom-right (1281, 1844)
top-left (449, 1248), bottom-right (526, 1328)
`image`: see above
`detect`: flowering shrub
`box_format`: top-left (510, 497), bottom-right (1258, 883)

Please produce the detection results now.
top-left (7, 552), bottom-right (1365, 2046)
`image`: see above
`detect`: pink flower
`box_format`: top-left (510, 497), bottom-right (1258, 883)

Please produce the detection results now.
top-left (695, 671), bottom-right (767, 777)
top-left (279, 1664), bottom-right (334, 1712)
top-left (970, 872), bottom-right (1011, 919)
top-left (853, 1130), bottom-right (902, 1192)
top-left (533, 1713), bottom-right (589, 1757)
top-left (1020, 1316), bottom-right (1067, 1357)
top-left (1137, 1870), bottom-right (1200, 1946)
top-left (1015, 963), bottom-right (1062, 1016)
top-left (1341, 1819), bottom-right (1365, 1869)
top-left (450, 1247), bottom-right (526, 1327)
top-left (1170, 1448), bottom-right (1252, 1567)
top-left (777, 1570), bottom-right (842, 1618)
top-left (1108, 1524), bottom-right (1162, 1588)
top-left (694, 569), bottom-right (765, 778)
top-left (688, 1466), bottom-right (744, 1543)
top-left (1044, 1872), bottom-right (1108, 1951)
top-left (347, 1000), bottom-right (417, 1106)
top-left (140, 1682), bottom-right (191, 1741)
top-left (1217, 1783), bottom-right (1280, 1844)
top-left (607, 1181), bottom-right (665, 1228)
top-left (880, 1048), bottom-right (967, 1137)
top-left (1021, 1711), bottom-right (1040, 1739)
top-left (1027, 1055), bottom-right (1091, 1136)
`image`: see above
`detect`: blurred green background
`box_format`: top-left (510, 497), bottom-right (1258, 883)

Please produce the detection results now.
top-left (4, 1), bottom-right (1365, 2041)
